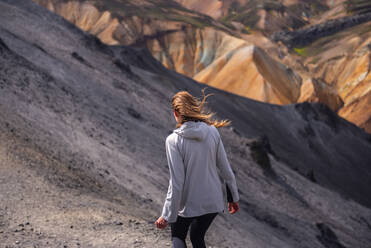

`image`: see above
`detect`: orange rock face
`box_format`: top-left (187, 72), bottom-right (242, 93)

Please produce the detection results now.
top-left (194, 42), bottom-right (302, 104)
top-left (147, 26), bottom-right (302, 104)
top-left (175, 0), bottom-right (223, 19)
top-left (301, 21), bottom-right (371, 133)
top-left (336, 48), bottom-right (371, 132)
top-left (298, 78), bottom-right (343, 111)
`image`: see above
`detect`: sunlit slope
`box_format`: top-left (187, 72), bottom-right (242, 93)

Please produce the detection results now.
top-left (294, 21), bottom-right (371, 132)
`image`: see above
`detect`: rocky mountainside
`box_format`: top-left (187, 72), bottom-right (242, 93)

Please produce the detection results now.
top-left (32, 0), bottom-right (371, 133)
top-left (1, 1), bottom-right (371, 247)
top-left (270, 0), bottom-right (371, 132)
top-left (33, 0), bottom-right (302, 106)
top-left (175, 0), bottom-right (329, 33)
top-left (290, 20), bottom-right (371, 135)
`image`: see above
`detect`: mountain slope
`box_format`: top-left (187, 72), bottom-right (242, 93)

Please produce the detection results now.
top-left (32, 0), bottom-right (371, 133)
top-left (175, 0), bottom-right (330, 33)
top-left (274, 13), bottom-right (371, 132)
top-left (1, 1), bottom-right (371, 247)
top-left (32, 0), bottom-right (306, 106)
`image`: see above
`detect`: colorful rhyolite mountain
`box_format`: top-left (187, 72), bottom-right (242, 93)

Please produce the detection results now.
top-left (33, 0), bottom-right (371, 132)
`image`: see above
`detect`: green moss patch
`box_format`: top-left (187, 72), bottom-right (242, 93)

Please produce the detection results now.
top-left (293, 47), bottom-right (308, 57)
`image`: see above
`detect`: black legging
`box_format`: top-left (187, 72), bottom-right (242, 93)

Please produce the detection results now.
top-left (170, 212), bottom-right (218, 248)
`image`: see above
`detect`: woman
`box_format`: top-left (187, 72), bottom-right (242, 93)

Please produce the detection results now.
top-left (155, 88), bottom-right (240, 248)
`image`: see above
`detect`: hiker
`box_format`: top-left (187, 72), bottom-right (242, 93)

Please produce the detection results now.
top-left (155, 88), bottom-right (240, 248)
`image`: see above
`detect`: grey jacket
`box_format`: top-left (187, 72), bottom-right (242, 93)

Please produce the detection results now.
top-left (161, 120), bottom-right (240, 223)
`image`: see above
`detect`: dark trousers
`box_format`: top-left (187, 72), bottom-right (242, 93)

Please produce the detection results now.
top-left (170, 212), bottom-right (218, 248)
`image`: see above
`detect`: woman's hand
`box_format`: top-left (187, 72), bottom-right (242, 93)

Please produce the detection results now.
top-left (155, 216), bottom-right (168, 229)
top-left (228, 202), bottom-right (239, 214)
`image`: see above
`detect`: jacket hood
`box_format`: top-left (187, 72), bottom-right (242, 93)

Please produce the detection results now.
top-left (173, 121), bottom-right (209, 141)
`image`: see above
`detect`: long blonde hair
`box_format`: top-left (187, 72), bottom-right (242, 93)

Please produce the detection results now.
top-left (171, 88), bottom-right (232, 129)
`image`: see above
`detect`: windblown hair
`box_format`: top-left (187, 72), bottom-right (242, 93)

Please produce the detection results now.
top-left (171, 88), bottom-right (232, 129)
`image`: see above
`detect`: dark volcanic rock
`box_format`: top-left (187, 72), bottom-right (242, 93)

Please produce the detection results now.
top-left (272, 13), bottom-right (371, 47)
top-left (316, 223), bottom-right (347, 248)
top-left (247, 135), bottom-right (274, 171)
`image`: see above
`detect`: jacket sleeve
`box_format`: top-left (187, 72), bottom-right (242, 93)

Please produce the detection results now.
top-left (216, 134), bottom-right (240, 203)
top-left (161, 136), bottom-right (185, 223)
